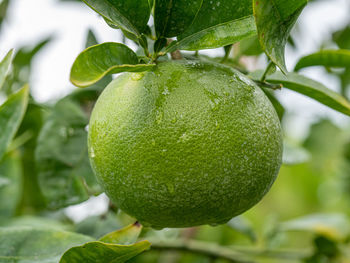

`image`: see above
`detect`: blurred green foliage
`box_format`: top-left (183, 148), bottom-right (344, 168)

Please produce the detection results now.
top-left (0, 0), bottom-right (350, 262)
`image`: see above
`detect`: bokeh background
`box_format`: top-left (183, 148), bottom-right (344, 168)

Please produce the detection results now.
top-left (1, 0), bottom-right (350, 262)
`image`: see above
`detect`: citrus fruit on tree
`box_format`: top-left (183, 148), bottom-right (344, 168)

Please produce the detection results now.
top-left (88, 60), bottom-right (283, 229)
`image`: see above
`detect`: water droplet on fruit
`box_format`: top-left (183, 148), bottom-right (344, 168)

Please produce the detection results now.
top-left (131, 73), bottom-right (144, 81)
top-left (162, 86), bottom-right (170, 95)
top-left (90, 147), bottom-right (95, 158)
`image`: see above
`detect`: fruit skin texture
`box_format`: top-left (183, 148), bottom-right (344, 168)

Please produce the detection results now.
top-left (88, 60), bottom-right (283, 229)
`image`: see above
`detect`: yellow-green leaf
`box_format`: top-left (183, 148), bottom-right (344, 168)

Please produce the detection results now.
top-left (100, 222), bottom-right (142, 245)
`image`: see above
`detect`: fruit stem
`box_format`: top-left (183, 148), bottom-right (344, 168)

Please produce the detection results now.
top-left (254, 80), bottom-right (282, 90)
top-left (260, 61), bottom-right (275, 82)
top-left (167, 39), bottom-right (182, 60)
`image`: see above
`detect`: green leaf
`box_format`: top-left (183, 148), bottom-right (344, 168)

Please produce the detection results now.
top-left (253, 0), bottom-right (307, 73)
top-left (0, 49), bottom-right (13, 90)
top-left (59, 240), bottom-right (151, 263)
top-left (154, 0), bottom-right (203, 38)
top-left (251, 71), bottom-right (350, 116)
top-left (236, 35), bottom-right (263, 57)
top-left (261, 88), bottom-right (285, 121)
top-left (279, 213), bottom-right (350, 241)
top-left (0, 152), bottom-right (22, 222)
top-left (15, 103), bottom-right (47, 214)
top-left (0, 85), bottom-right (29, 161)
top-left (100, 222), bottom-right (142, 245)
top-left (81, 0), bottom-right (151, 39)
top-left (3, 216), bottom-right (70, 231)
top-left (75, 212), bottom-right (121, 239)
top-left (70, 43), bottom-right (155, 87)
top-left (227, 217), bottom-right (257, 243)
top-left (0, 226), bottom-right (93, 263)
top-left (3, 37), bottom-right (51, 95)
top-left (85, 29), bottom-right (99, 48)
top-left (168, 0), bottom-right (256, 52)
top-left (35, 99), bottom-right (101, 209)
top-left (333, 25), bottom-right (350, 50)
top-left (0, 0), bottom-right (10, 32)
top-left (294, 49), bottom-right (350, 71)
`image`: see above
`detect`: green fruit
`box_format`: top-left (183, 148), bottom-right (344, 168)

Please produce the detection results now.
top-left (88, 60), bottom-right (283, 229)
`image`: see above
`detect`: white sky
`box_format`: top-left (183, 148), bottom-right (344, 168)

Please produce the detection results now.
top-left (0, 0), bottom-right (349, 139)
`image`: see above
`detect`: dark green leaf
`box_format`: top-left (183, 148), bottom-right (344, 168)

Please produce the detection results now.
top-left (333, 25), bottom-right (350, 50)
top-left (85, 29), bottom-right (99, 48)
top-left (168, 0), bottom-right (256, 51)
top-left (154, 0), bottom-right (203, 38)
top-left (261, 88), bottom-right (285, 121)
top-left (0, 86), bottom-right (29, 161)
top-left (0, 152), bottom-right (21, 222)
top-left (339, 67), bottom-right (350, 98)
top-left (251, 71), bottom-right (350, 116)
top-left (35, 99), bottom-right (101, 209)
top-left (70, 43), bottom-right (155, 87)
top-left (0, 49), bottom-right (13, 90)
top-left (60, 240), bottom-right (151, 263)
top-left (82, 0), bottom-right (151, 39)
top-left (15, 103), bottom-right (47, 214)
top-left (0, 0), bottom-right (10, 32)
top-left (0, 226), bottom-right (93, 263)
top-left (100, 222), bottom-right (142, 245)
top-left (154, 37), bottom-right (167, 53)
top-left (253, 0), bottom-right (307, 73)
top-left (294, 49), bottom-right (350, 71)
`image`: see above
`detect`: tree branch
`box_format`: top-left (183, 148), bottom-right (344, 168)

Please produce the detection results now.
top-left (150, 239), bottom-right (254, 263)
top-left (149, 239), bottom-right (311, 262)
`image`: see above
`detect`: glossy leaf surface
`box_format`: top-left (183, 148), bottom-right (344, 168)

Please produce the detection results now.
top-left (295, 49), bottom-right (350, 71)
top-left (253, 0), bottom-right (307, 73)
top-left (251, 71), bottom-right (350, 116)
top-left (70, 43), bottom-right (155, 87)
top-left (154, 0), bottom-right (202, 38)
top-left (82, 0), bottom-right (150, 38)
top-left (168, 0), bottom-right (256, 51)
